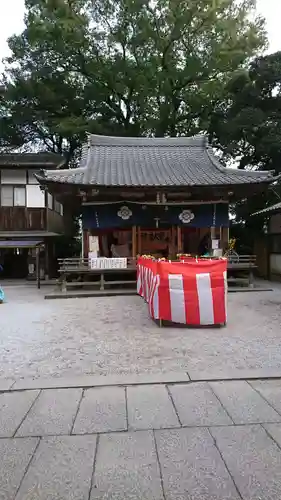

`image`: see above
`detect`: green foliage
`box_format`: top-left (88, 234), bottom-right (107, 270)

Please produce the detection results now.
top-left (210, 51), bottom-right (281, 229)
top-left (210, 51), bottom-right (281, 173)
top-left (0, 0), bottom-right (266, 160)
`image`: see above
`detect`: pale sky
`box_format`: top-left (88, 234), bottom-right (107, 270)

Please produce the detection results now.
top-left (0, 0), bottom-right (280, 64)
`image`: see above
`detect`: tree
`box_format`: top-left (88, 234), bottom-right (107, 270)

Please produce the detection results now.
top-left (210, 51), bottom-right (281, 172)
top-left (209, 51), bottom-right (281, 229)
top-left (0, 0), bottom-right (266, 159)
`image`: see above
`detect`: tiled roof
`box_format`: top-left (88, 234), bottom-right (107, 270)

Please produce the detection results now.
top-left (0, 152), bottom-right (64, 168)
top-left (252, 202), bottom-right (281, 216)
top-left (36, 135), bottom-right (276, 187)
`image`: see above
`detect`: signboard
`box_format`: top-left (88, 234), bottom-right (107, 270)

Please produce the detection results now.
top-left (89, 257), bottom-right (127, 270)
top-left (211, 239), bottom-right (219, 250)
top-left (89, 235), bottom-right (99, 253)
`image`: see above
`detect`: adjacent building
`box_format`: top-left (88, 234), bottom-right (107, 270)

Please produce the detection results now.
top-left (0, 152), bottom-right (65, 279)
top-left (253, 202), bottom-right (281, 280)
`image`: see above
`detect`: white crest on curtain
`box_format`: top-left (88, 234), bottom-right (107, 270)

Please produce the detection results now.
top-left (179, 209), bottom-right (195, 224)
top-left (117, 205), bottom-right (132, 220)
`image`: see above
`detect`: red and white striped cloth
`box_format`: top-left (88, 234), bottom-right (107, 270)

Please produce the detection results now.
top-left (137, 258), bottom-right (227, 326)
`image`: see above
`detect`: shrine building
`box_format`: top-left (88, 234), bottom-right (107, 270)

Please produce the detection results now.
top-left (36, 134), bottom-right (276, 261)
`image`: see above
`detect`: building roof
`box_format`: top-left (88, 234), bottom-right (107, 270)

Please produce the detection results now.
top-left (0, 231), bottom-right (61, 238)
top-left (252, 202), bottom-right (281, 216)
top-left (0, 240), bottom-right (43, 249)
top-left (36, 135), bottom-right (277, 188)
top-left (0, 152), bottom-right (64, 169)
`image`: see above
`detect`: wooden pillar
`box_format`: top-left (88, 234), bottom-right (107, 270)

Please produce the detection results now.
top-left (83, 230), bottom-right (89, 258)
top-left (81, 230), bottom-right (84, 258)
top-left (132, 225), bottom-right (137, 258)
top-left (44, 241), bottom-right (49, 279)
top-left (137, 226), bottom-right (141, 255)
top-left (219, 226), bottom-right (223, 251)
top-left (36, 246), bottom-right (40, 289)
top-left (171, 226), bottom-right (176, 257)
top-left (177, 226), bottom-right (182, 254)
top-left (221, 227), bottom-right (229, 252)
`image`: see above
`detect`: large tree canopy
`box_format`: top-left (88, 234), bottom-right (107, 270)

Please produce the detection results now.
top-left (209, 51), bottom-right (281, 229)
top-left (0, 0), bottom-right (266, 159)
top-left (210, 51), bottom-right (281, 173)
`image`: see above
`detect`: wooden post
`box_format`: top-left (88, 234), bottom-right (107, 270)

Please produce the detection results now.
top-left (210, 226), bottom-right (216, 240)
top-left (249, 268), bottom-right (254, 288)
top-left (210, 226), bottom-right (216, 256)
top-left (83, 230), bottom-right (89, 259)
top-left (44, 242), bottom-right (49, 280)
top-left (81, 230), bottom-right (84, 258)
top-left (219, 226), bottom-right (223, 253)
top-left (171, 226), bottom-right (175, 258)
top-left (100, 272), bottom-right (105, 291)
top-left (132, 225), bottom-right (137, 258)
top-left (36, 246), bottom-right (40, 289)
top-left (221, 227), bottom-right (229, 252)
top-left (177, 226), bottom-right (182, 254)
top-left (137, 226), bottom-right (141, 255)
top-left (62, 274), bottom-right (67, 293)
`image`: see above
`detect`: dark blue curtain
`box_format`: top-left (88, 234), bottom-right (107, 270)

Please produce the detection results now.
top-left (82, 203), bottom-right (229, 229)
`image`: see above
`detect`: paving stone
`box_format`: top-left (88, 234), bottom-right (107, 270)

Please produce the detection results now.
top-left (127, 385), bottom-right (179, 430)
top-left (91, 431), bottom-right (163, 499)
top-left (189, 368), bottom-right (281, 381)
top-left (210, 425), bottom-right (281, 500)
top-left (155, 427), bottom-right (240, 500)
top-left (16, 435), bottom-right (97, 500)
top-left (263, 423), bottom-right (281, 448)
top-left (0, 378), bottom-right (15, 391)
top-left (168, 383), bottom-right (232, 426)
top-left (210, 380), bottom-right (281, 424)
top-left (0, 390), bottom-right (39, 437)
top-left (73, 386), bottom-right (127, 434)
top-left (17, 388), bottom-right (82, 437)
top-left (0, 437), bottom-right (38, 500)
top-left (13, 372), bottom-right (190, 390)
top-left (250, 380), bottom-right (281, 415)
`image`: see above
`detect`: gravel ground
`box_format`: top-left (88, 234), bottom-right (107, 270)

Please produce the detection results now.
top-left (1, 283), bottom-right (281, 380)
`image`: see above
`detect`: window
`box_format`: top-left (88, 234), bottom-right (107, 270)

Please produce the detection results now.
top-left (1, 186), bottom-right (13, 206)
top-left (1, 186), bottom-right (27, 207)
top-left (26, 185), bottom-right (45, 208)
top-left (47, 193), bottom-right (53, 210)
top-left (14, 187), bottom-right (26, 206)
top-left (53, 200), bottom-right (63, 215)
top-left (54, 200), bottom-right (61, 213)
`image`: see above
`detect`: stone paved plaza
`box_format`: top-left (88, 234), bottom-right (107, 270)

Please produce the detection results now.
top-left (1, 283), bottom-right (281, 381)
top-left (2, 283), bottom-right (281, 498)
top-left (2, 379), bottom-right (281, 499)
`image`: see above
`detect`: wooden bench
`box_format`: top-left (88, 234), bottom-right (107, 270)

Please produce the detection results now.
top-left (227, 255), bottom-right (256, 288)
top-left (57, 255), bottom-right (257, 293)
top-left (57, 258), bottom-right (137, 292)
